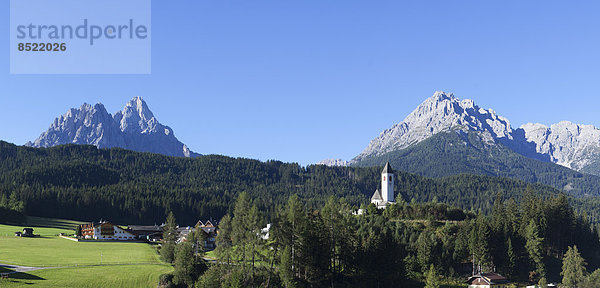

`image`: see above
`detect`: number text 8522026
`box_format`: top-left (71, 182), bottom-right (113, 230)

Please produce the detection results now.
top-left (18, 43), bottom-right (67, 52)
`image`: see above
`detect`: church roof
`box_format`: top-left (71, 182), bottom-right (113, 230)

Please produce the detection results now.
top-left (382, 162), bottom-right (393, 174)
top-left (371, 189), bottom-right (383, 201)
top-left (466, 273), bottom-right (509, 285)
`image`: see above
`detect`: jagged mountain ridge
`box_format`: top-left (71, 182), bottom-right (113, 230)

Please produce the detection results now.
top-left (521, 121), bottom-right (600, 174)
top-left (350, 91), bottom-right (600, 176)
top-left (27, 97), bottom-right (199, 158)
top-left (317, 159), bottom-right (349, 167)
top-left (352, 130), bottom-right (600, 196)
top-left (353, 91), bottom-right (514, 161)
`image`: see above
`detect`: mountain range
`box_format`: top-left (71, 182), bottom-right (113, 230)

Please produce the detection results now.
top-left (320, 91), bottom-right (600, 195)
top-left (340, 91), bottom-right (600, 174)
top-left (26, 97), bottom-right (199, 158)
top-left (26, 92), bottom-right (600, 196)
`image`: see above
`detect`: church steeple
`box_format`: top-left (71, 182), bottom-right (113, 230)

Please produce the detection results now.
top-left (382, 162), bottom-right (393, 174)
top-left (371, 162), bottom-right (395, 208)
top-left (381, 162), bottom-right (394, 203)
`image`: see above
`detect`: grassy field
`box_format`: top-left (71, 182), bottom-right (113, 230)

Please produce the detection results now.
top-left (0, 224), bottom-right (160, 266)
top-left (0, 264), bottom-right (172, 287)
top-left (26, 216), bottom-right (87, 231)
top-left (0, 220), bottom-right (172, 287)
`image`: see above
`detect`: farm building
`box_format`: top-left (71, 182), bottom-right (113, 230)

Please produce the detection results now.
top-left (79, 221), bottom-right (136, 240)
top-left (128, 225), bottom-right (163, 241)
top-left (14, 228), bottom-right (35, 237)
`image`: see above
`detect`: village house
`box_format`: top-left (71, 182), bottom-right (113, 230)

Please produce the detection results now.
top-left (198, 220), bottom-right (217, 249)
top-left (177, 226), bottom-right (194, 243)
top-left (127, 224), bottom-right (163, 241)
top-left (177, 220), bottom-right (218, 250)
top-left (466, 272), bottom-right (510, 288)
top-left (79, 221), bottom-right (136, 240)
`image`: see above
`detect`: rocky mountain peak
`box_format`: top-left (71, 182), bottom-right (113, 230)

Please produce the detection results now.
top-left (114, 96), bottom-right (159, 134)
top-left (346, 91), bottom-right (600, 176)
top-left (352, 91), bottom-right (513, 162)
top-left (127, 96), bottom-right (154, 120)
top-left (27, 97), bottom-right (199, 158)
top-left (520, 121), bottom-right (600, 171)
top-left (432, 90), bottom-right (455, 101)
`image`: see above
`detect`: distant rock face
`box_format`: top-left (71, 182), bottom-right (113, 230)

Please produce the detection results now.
top-left (520, 121), bottom-right (600, 171)
top-left (27, 97), bottom-right (200, 158)
top-left (317, 159), bottom-right (349, 167)
top-left (349, 91), bottom-right (600, 175)
top-left (353, 91), bottom-right (513, 162)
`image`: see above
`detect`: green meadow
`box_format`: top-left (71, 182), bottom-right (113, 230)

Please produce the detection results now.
top-left (0, 220), bottom-right (172, 287)
top-left (0, 265), bottom-right (173, 287)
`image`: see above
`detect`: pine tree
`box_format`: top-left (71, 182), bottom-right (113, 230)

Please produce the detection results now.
top-left (283, 195), bottom-right (306, 279)
top-left (279, 246), bottom-right (295, 288)
top-left (161, 211), bottom-right (177, 263)
top-left (538, 276), bottom-right (547, 288)
top-left (215, 214), bottom-right (233, 265)
top-left (491, 192), bottom-right (505, 233)
top-left (505, 237), bottom-right (516, 278)
top-left (561, 245), bottom-right (587, 288)
top-left (247, 204), bottom-right (261, 277)
top-left (173, 241), bottom-right (196, 286)
top-left (582, 269), bottom-right (600, 288)
top-left (425, 264), bottom-right (440, 288)
top-left (232, 192), bottom-right (252, 270)
top-left (417, 231), bottom-right (436, 272)
top-left (525, 220), bottom-right (545, 279)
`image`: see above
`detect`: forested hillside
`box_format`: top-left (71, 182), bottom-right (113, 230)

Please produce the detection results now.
top-left (185, 193), bottom-right (600, 287)
top-left (353, 131), bottom-right (600, 197)
top-left (1, 141), bottom-right (600, 225)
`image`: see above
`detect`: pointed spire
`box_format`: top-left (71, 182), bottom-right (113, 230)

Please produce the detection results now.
top-left (382, 162), bottom-right (393, 174)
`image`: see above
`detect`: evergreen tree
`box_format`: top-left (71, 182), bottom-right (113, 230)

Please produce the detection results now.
top-left (505, 237), bottom-right (516, 278)
top-left (425, 264), bottom-right (440, 288)
top-left (537, 276), bottom-right (547, 288)
top-left (561, 245), bottom-right (587, 288)
top-left (581, 269), bottom-right (600, 288)
top-left (196, 265), bottom-right (223, 288)
top-left (247, 204), bottom-right (261, 277)
top-left (525, 220), bottom-right (545, 279)
top-left (215, 214), bottom-right (233, 264)
top-left (279, 246), bottom-right (295, 288)
top-left (161, 211), bottom-right (177, 263)
top-left (173, 241), bottom-right (196, 286)
top-left (282, 195), bottom-right (306, 279)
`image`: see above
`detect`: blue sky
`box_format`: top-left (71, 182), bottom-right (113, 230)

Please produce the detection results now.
top-left (1, 1), bottom-right (599, 165)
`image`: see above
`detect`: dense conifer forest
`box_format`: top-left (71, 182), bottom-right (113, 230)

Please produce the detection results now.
top-left (161, 192), bottom-right (600, 287)
top-left (2, 140), bottom-right (600, 228)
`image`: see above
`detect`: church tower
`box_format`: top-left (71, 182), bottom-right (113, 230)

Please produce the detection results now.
top-left (381, 162), bottom-right (394, 203)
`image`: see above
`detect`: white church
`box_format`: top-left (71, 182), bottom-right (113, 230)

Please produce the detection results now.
top-left (370, 162), bottom-right (395, 209)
